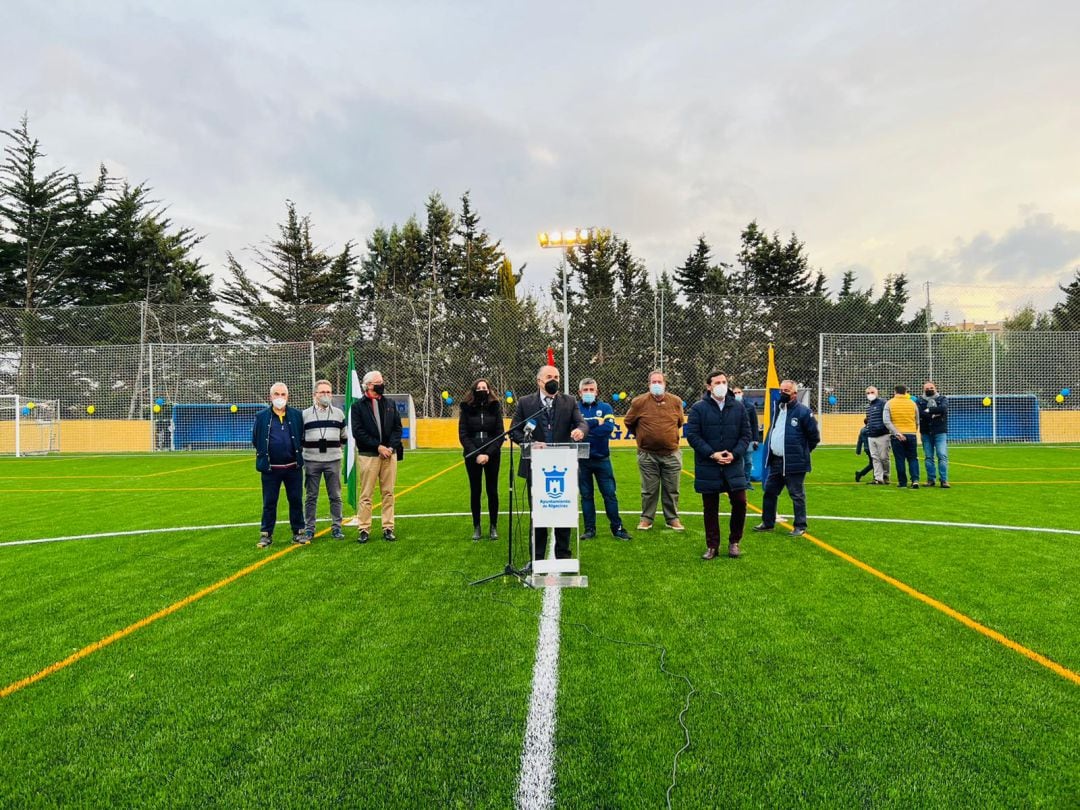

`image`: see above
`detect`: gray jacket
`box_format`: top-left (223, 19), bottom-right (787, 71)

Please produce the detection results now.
top-left (301, 404), bottom-right (348, 462)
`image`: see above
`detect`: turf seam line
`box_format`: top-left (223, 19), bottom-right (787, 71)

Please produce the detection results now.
top-left (515, 582), bottom-right (561, 810)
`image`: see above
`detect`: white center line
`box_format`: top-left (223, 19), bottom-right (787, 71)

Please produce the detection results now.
top-left (515, 581), bottom-right (562, 809)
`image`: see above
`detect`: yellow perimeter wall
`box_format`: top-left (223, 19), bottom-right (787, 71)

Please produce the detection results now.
top-left (4, 413), bottom-right (1077, 453)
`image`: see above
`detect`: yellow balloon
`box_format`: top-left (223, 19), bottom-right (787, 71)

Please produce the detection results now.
top-left (230, 404), bottom-right (238, 413)
top-left (982, 397), bottom-right (992, 407)
top-left (153, 404), bottom-right (161, 413)
top-left (619, 391), bottom-right (627, 399)
top-left (26, 401), bottom-right (35, 410)
top-left (505, 396), bottom-right (514, 404)
top-left (86, 404), bottom-right (96, 415)
top-left (1056, 394), bottom-right (1065, 403)
top-left (441, 390), bottom-right (449, 399)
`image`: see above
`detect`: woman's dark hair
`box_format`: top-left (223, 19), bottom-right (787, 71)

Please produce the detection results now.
top-left (461, 378), bottom-right (501, 413)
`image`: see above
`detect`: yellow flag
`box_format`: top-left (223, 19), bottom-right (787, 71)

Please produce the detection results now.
top-left (762, 343), bottom-right (780, 437)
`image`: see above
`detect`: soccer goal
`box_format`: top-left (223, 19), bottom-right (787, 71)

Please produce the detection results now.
top-left (0, 396), bottom-right (61, 456)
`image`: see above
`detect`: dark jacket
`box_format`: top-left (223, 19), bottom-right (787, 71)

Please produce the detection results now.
top-left (685, 393), bottom-right (752, 493)
top-left (350, 395), bottom-right (404, 458)
top-left (917, 393), bottom-right (949, 435)
top-left (866, 397), bottom-right (889, 437)
top-left (763, 400), bottom-right (820, 474)
top-left (856, 425), bottom-right (869, 456)
top-left (252, 406), bottom-right (305, 472)
top-left (458, 400), bottom-right (505, 457)
top-left (744, 398), bottom-right (760, 442)
top-left (509, 391), bottom-right (588, 479)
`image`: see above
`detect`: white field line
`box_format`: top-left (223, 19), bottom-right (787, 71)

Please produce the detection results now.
top-left (515, 579), bottom-right (562, 809)
top-left (7, 511), bottom-right (1080, 549)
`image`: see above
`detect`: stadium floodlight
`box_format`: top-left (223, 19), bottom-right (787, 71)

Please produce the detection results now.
top-left (537, 226), bottom-right (610, 392)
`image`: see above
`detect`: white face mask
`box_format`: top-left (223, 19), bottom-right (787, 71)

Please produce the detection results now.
top-left (316, 395), bottom-right (331, 407)
top-left (649, 383), bottom-right (665, 397)
top-left (272, 397), bottom-right (287, 410)
top-left (866, 393), bottom-right (877, 402)
top-left (712, 384), bottom-right (727, 400)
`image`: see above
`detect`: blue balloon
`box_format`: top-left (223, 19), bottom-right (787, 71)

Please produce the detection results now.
top-left (1063, 388), bottom-right (1072, 397)
top-left (445, 396), bottom-right (454, 406)
top-left (155, 397), bottom-right (165, 406)
top-left (505, 390), bottom-right (512, 397)
top-left (827, 395), bottom-right (837, 405)
top-left (21, 406), bottom-right (31, 416)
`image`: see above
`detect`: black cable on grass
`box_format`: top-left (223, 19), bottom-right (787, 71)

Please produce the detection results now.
top-left (454, 570), bottom-right (698, 810)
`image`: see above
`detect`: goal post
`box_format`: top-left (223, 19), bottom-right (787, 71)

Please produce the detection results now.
top-left (0, 396), bottom-right (61, 456)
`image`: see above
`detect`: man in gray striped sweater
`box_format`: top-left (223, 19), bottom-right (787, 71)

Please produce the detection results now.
top-left (303, 379), bottom-right (349, 540)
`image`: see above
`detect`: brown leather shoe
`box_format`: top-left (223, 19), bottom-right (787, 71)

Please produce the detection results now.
top-left (701, 547), bottom-right (719, 560)
top-left (728, 542), bottom-right (741, 558)
top-left (668, 519), bottom-right (685, 531)
top-left (637, 519), bottom-right (653, 531)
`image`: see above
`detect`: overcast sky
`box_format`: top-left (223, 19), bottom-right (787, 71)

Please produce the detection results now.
top-left (4, 1), bottom-right (1079, 321)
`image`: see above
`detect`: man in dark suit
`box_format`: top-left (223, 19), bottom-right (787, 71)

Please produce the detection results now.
top-left (509, 364), bottom-right (588, 560)
top-left (350, 370), bottom-right (403, 544)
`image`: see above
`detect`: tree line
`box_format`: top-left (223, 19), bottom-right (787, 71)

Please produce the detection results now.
top-left (3, 116), bottom-right (1080, 411)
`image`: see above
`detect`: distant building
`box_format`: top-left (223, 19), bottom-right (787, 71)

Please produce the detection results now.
top-left (940, 320), bottom-right (1004, 333)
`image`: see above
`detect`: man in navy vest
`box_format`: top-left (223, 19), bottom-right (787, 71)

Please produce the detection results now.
top-left (754, 380), bottom-right (820, 537)
top-left (577, 378), bottom-right (631, 541)
top-left (251, 382), bottom-right (307, 548)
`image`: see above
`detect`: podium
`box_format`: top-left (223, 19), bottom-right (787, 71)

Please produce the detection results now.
top-left (524, 442), bottom-right (590, 588)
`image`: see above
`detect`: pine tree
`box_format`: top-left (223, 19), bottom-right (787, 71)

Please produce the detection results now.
top-left (1052, 269), bottom-right (1080, 330)
top-left (674, 236), bottom-right (712, 297)
top-left (452, 191), bottom-right (502, 298)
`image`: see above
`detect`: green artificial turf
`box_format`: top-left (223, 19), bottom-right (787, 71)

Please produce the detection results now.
top-left (1, 445), bottom-right (1077, 806)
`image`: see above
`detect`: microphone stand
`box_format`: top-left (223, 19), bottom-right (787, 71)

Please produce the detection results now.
top-left (469, 404), bottom-right (547, 587)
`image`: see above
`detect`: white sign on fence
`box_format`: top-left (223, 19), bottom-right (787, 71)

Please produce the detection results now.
top-left (530, 446), bottom-right (579, 528)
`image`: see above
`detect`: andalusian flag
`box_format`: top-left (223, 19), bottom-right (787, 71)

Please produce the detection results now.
top-left (756, 344), bottom-right (781, 477)
top-left (343, 348), bottom-right (361, 510)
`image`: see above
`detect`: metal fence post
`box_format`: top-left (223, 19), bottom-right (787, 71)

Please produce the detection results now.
top-left (991, 332), bottom-right (998, 444)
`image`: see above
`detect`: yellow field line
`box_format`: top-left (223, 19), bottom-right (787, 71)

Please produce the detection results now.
top-left (1, 459), bottom-right (464, 699)
top-left (370, 460), bottom-right (464, 513)
top-left (0, 540), bottom-right (306, 699)
top-left (950, 462), bottom-right (1080, 471)
top-left (140, 457), bottom-right (250, 478)
top-left (0, 457), bottom-right (250, 480)
top-left (8, 487), bottom-right (260, 493)
top-left (810, 480), bottom-right (1080, 486)
top-left (681, 469), bottom-right (1079, 685)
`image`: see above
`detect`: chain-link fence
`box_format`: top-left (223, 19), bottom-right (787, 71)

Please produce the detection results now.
top-left (2, 292), bottom-right (1078, 446)
top-left (820, 331), bottom-right (1080, 443)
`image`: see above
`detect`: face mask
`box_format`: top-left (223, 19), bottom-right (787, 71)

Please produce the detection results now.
top-left (316, 395), bottom-right (331, 407)
top-left (649, 383), bottom-right (665, 397)
top-left (779, 392), bottom-right (792, 404)
top-left (272, 397), bottom-right (287, 410)
top-left (734, 393), bottom-right (743, 402)
top-left (474, 390), bottom-right (488, 403)
top-left (925, 388), bottom-right (935, 396)
top-left (581, 392), bottom-right (596, 404)
top-left (866, 393), bottom-right (876, 401)
top-left (372, 384), bottom-right (385, 397)
top-left (712, 384), bottom-right (727, 400)
top-left (544, 379), bottom-right (559, 395)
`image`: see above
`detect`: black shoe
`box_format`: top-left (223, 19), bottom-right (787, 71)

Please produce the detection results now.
top-left (926, 480), bottom-right (936, 487)
top-left (489, 526), bottom-right (499, 540)
top-left (383, 528), bottom-right (397, 542)
top-left (357, 530), bottom-right (369, 544)
top-left (940, 482), bottom-right (951, 489)
top-left (331, 527), bottom-right (345, 539)
top-left (613, 527), bottom-right (632, 541)
top-left (752, 523), bottom-right (775, 532)
top-left (855, 471), bottom-right (863, 482)
top-left (472, 525), bottom-right (482, 541)
top-left (581, 529), bottom-right (596, 540)
top-left (257, 533), bottom-right (272, 549)
top-left (911, 482), bottom-right (919, 489)
top-left (292, 532), bottom-right (310, 545)
top-left (788, 528), bottom-right (806, 537)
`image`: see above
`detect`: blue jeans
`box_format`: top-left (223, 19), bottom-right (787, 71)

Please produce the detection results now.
top-left (890, 434), bottom-right (919, 486)
top-left (743, 448), bottom-right (755, 486)
top-left (578, 456), bottom-right (623, 533)
top-left (922, 433), bottom-right (949, 484)
top-left (760, 460), bottom-right (808, 530)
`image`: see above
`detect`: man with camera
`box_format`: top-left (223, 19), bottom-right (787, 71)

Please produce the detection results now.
top-left (302, 379), bottom-right (349, 541)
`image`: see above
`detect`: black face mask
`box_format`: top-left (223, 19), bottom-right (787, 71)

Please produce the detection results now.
top-left (779, 392), bottom-right (792, 404)
top-left (474, 390), bottom-right (488, 404)
top-left (372, 384), bottom-right (385, 397)
top-left (925, 388), bottom-right (935, 396)
top-left (544, 380), bottom-right (559, 395)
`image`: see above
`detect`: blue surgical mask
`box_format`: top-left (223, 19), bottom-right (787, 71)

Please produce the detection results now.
top-left (649, 383), bottom-right (665, 397)
top-left (734, 393), bottom-right (743, 402)
top-left (581, 392), bottom-right (596, 404)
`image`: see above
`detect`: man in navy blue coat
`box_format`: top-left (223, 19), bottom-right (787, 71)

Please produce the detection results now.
top-left (251, 382), bottom-right (307, 548)
top-left (685, 372), bottom-right (753, 559)
top-left (754, 379), bottom-right (820, 537)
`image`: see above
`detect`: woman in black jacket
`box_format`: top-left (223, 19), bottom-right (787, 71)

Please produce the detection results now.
top-left (458, 378), bottom-right (504, 540)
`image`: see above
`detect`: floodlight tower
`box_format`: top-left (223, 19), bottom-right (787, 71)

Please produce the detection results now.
top-left (537, 227), bottom-right (611, 393)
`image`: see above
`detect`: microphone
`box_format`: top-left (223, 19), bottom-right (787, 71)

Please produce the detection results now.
top-left (524, 419), bottom-right (537, 440)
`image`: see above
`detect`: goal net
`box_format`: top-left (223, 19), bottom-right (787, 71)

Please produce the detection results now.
top-left (0, 396), bottom-right (60, 455)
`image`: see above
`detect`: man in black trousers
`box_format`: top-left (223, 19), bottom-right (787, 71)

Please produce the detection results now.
top-left (510, 364), bottom-right (588, 560)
